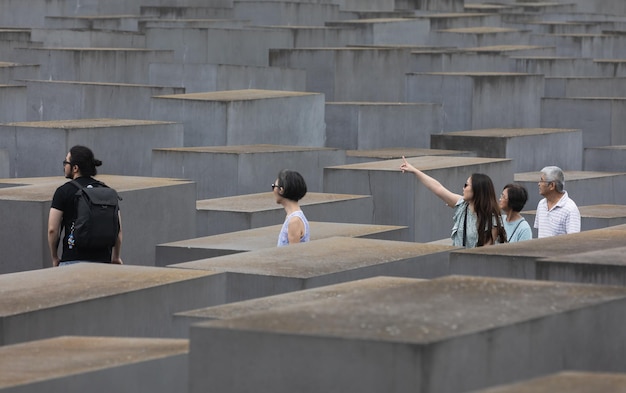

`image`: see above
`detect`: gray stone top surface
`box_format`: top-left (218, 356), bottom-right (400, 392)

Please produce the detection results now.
top-left (178, 276), bottom-right (421, 320)
top-left (579, 204), bottom-right (626, 218)
top-left (328, 18), bottom-right (423, 24)
top-left (586, 145), bottom-right (626, 150)
top-left (27, 47), bottom-right (165, 52)
top-left (326, 101), bottom-right (434, 106)
top-left (539, 245), bottom-right (626, 267)
top-left (424, 72), bottom-right (536, 76)
top-left (452, 227), bottom-right (626, 259)
top-left (470, 371), bottom-right (626, 392)
top-left (417, 13), bottom-right (492, 18)
top-left (0, 336), bottom-right (188, 389)
top-left (170, 236), bottom-right (455, 277)
top-left (155, 89), bottom-right (318, 101)
top-left (439, 27), bottom-right (522, 33)
top-left (328, 155), bottom-right (509, 171)
top-left (0, 175), bottom-right (195, 201)
top-left (437, 128), bottom-right (579, 137)
top-left (154, 144), bottom-right (337, 154)
top-left (23, 79), bottom-right (172, 87)
top-left (197, 275), bottom-right (626, 343)
top-left (463, 45), bottom-right (548, 52)
top-left (196, 192), bottom-right (369, 212)
top-left (3, 118), bottom-right (174, 128)
top-left (346, 147), bottom-right (472, 159)
top-left (515, 171), bottom-right (626, 182)
top-left (0, 264), bottom-right (215, 317)
top-left (162, 223), bottom-right (407, 252)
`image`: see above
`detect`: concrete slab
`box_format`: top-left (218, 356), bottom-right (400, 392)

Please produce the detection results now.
top-left (0, 62), bottom-right (39, 85)
top-left (0, 119), bottom-right (183, 177)
top-left (463, 3), bottom-right (525, 14)
top-left (148, 62), bottom-right (306, 93)
top-left (410, 48), bottom-right (510, 73)
top-left (253, 25), bottom-right (362, 48)
top-left (157, 222), bottom-right (408, 266)
top-left (584, 145), bottom-right (626, 172)
top-left (269, 47), bottom-right (410, 102)
top-left (43, 15), bottom-right (143, 32)
top-left (537, 245), bottom-right (626, 287)
top-left (529, 33), bottom-right (626, 58)
top-left (0, 336), bottom-right (188, 393)
top-left (448, 226), bottom-right (626, 282)
top-left (430, 128), bottom-right (583, 172)
top-left (151, 144), bottom-right (343, 199)
top-left (0, 29), bottom-right (37, 60)
top-left (145, 26), bottom-right (293, 66)
top-left (345, 147), bottom-right (475, 164)
top-left (0, 149), bottom-right (8, 178)
top-left (414, 12), bottom-right (501, 29)
top-left (29, 28), bottom-right (146, 48)
top-left (232, 1), bottom-right (340, 26)
top-left (189, 275), bottom-right (626, 393)
top-left (0, 175), bottom-right (196, 272)
top-left (150, 90), bottom-right (326, 147)
top-left (523, 204), bottom-right (626, 235)
top-left (398, 0), bottom-right (464, 12)
top-left (138, 17), bottom-right (247, 30)
top-left (541, 97), bottom-right (626, 148)
top-left (469, 371), bottom-right (626, 393)
top-left (12, 47), bottom-right (174, 84)
top-left (0, 263), bottom-right (220, 345)
top-left (545, 77), bottom-right (626, 98)
top-left (196, 192), bottom-right (374, 237)
top-left (594, 59), bottom-right (626, 77)
top-left (511, 56), bottom-right (616, 77)
top-left (428, 27), bottom-right (532, 48)
top-left (324, 18), bottom-right (430, 45)
top-left (139, 6), bottom-right (234, 19)
top-left (23, 79), bottom-right (185, 122)
top-left (176, 276), bottom-right (420, 323)
top-left (325, 102), bottom-right (442, 150)
top-left (406, 72), bottom-right (544, 132)
top-left (324, 156), bottom-right (513, 242)
top-left (515, 171), bottom-right (626, 213)
top-left (545, 0), bottom-right (626, 13)
top-left (170, 237), bottom-right (457, 302)
top-left (0, 84), bottom-right (26, 123)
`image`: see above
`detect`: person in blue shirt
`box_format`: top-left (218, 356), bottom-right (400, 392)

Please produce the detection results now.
top-left (499, 183), bottom-right (532, 242)
top-left (273, 169), bottom-right (310, 247)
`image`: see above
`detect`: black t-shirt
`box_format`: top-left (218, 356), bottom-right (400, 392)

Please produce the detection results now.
top-left (51, 176), bottom-right (112, 263)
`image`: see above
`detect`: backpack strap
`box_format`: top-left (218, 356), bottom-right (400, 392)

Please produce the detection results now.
top-left (70, 179), bottom-right (107, 190)
top-left (506, 218), bottom-right (526, 242)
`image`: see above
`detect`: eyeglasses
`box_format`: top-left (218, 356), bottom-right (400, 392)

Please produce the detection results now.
top-left (463, 183), bottom-right (469, 188)
top-left (499, 193), bottom-right (508, 200)
top-left (271, 183), bottom-right (280, 190)
top-left (63, 160), bottom-right (71, 166)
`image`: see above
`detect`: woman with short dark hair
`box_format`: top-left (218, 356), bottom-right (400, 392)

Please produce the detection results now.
top-left (499, 183), bottom-right (532, 242)
top-left (273, 169), bottom-right (310, 247)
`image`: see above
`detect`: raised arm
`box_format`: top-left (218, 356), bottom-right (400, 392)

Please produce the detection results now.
top-left (400, 156), bottom-right (462, 208)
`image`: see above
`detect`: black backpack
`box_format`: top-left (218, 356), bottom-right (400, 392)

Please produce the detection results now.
top-left (69, 180), bottom-right (121, 249)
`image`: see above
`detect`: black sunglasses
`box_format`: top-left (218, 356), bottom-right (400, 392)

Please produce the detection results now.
top-left (271, 183), bottom-right (281, 190)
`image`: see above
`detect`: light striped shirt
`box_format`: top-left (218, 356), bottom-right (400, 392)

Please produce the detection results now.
top-left (534, 191), bottom-right (581, 238)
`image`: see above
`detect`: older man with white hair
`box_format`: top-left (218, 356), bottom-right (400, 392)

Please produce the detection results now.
top-left (534, 166), bottom-right (581, 238)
